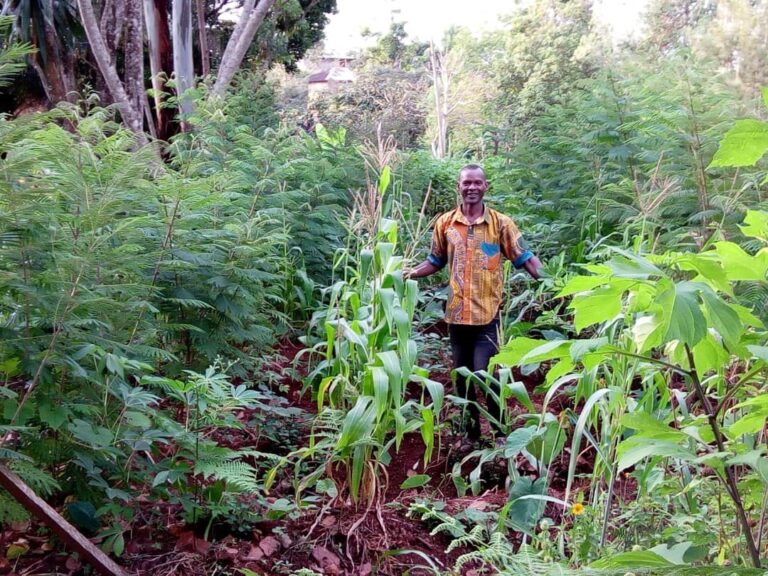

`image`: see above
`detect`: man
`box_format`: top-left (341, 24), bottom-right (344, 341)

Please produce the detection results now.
top-left (406, 164), bottom-right (542, 442)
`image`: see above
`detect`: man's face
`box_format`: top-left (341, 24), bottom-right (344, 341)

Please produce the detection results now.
top-left (458, 168), bottom-right (488, 208)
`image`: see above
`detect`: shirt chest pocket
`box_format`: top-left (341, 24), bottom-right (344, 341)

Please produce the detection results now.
top-left (479, 242), bottom-right (501, 271)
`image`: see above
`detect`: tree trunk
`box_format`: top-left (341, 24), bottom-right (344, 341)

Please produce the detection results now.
top-left (172, 0), bottom-right (195, 125)
top-left (210, 0), bottom-right (277, 99)
top-left (430, 42), bottom-right (447, 159)
top-left (143, 0), bottom-right (174, 140)
top-left (124, 0), bottom-right (146, 124)
top-left (195, 0), bottom-right (210, 76)
top-left (37, 0), bottom-right (76, 104)
top-left (99, 0), bottom-right (126, 55)
top-left (77, 0), bottom-right (148, 146)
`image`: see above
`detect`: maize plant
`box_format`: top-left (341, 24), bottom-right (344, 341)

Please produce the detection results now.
top-left (296, 168), bottom-right (444, 505)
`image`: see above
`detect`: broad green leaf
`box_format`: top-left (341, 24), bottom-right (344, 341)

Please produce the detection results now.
top-left (400, 474), bottom-right (430, 489)
top-left (727, 412), bottom-right (768, 438)
top-left (378, 351), bottom-right (403, 406)
top-left (649, 542), bottom-right (692, 565)
top-left (526, 419), bottom-right (566, 464)
top-left (420, 408), bottom-right (434, 463)
top-left (336, 397), bottom-right (376, 451)
top-left (38, 401), bottom-right (68, 429)
top-left (709, 119), bottom-right (768, 168)
top-left (493, 337), bottom-right (548, 367)
top-left (375, 242), bottom-right (395, 273)
top-left (677, 254), bottom-right (731, 295)
top-left (692, 333), bottom-right (729, 375)
top-left (616, 438), bottom-right (696, 471)
top-left (631, 312), bottom-right (666, 353)
top-left (544, 357), bottom-right (574, 385)
top-left (727, 450), bottom-right (768, 485)
top-left (604, 247), bottom-right (663, 278)
top-left (734, 393), bottom-right (768, 409)
top-left (590, 551), bottom-right (674, 569)
top-left (713, 241), bottom-right (768, 281)
top-left (740, 210), bottom-right (768, 242)
top-left (67, 501), bottom-right (101, 533)
top-left (620, 413), bottom-right (686, 442)
top-left (69, 419), bottom-right (113, 448)
top-left (570, 284), bottom-right (624, 333)
top-left (663, 282), bottom-right (707, 347)
top-left (503, 379), bottom-right (534, 412)
top-left (626, 284), bottom-right (655, 312)
top-left (520, 339), bottom-right (570, 364)
top-left (569, 337), bottom-right (609, 362)
top-left (506, 476), bottom-right (547, 534)
top-left (503, 426), bottom-right (538, 458)
top-left (392, 307), bottom-right (410, 349)
top-left (557, 274), bottom-right (609, 297)
top-left (367, 367), bottom-right (389, 420)
top-left (699, 285), bottom-right (743, 347)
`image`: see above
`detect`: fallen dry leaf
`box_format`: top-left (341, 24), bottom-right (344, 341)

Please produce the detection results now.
top-left (175, 530), bottom-right (211, 555)
top-left (312, 545), bottom-right (341, 575)
top-left (258, 535), bottom-right (280, 557)
top-left (244, 543), bottom-right (264, 561)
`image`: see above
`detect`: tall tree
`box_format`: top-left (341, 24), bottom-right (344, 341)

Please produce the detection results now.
top-left (195, 0), bottom-right (209, 75)
top-left (640, 0), bottom-right (716, 52)
top-left (429, 41), bottom-right (449, 159)
top-left (76, 0), bottom-right (147, 144)
top-left (210, 0), bottom-right (278, 99)
top-left (692, 0), bottom-right (768, 101)
top-left (9, 0), bottom-right (79, 104)
top-left (492, 0), bottom-right (596, 134)
top-left (172, 0), bottom-right (194, 120)
top-left (143, 0), bottom-right (173, 139)
top-left (124, 0), bottom-right (144, 118)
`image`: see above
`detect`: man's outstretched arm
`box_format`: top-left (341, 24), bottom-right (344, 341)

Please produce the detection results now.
top-left (523, 255), bottom-right (542, 280)
top-left (405, 260), bottom-right (442, 280)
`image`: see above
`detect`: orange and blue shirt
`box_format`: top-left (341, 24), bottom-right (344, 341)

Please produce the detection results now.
top-left (428, 205), bottom-right (533, 325)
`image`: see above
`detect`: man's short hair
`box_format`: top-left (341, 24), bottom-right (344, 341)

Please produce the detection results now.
top-left (459, 164), bottom-right (485, 178)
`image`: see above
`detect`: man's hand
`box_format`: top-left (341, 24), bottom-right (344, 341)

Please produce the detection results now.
top-left (523, 256), bottom-right (543, 280)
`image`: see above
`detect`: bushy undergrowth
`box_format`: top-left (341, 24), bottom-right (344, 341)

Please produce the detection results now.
top-left (2, 31), bottom-right (768, 573)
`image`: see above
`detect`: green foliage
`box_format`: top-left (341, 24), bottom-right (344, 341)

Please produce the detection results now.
top-left (311, 66), bottom-right (429, 149)
top-left (488, 55), bottom-right (757, 261)
top-left (495, 209), bottom-right (768, 567)
top-left (0, 16), bottom-right (33, 89)
top-left (287, 163), bottom-right (443, 504)
top-left (252, 0), bottom-right (338, 72)
top-left (491, 0), bottom-right (597, 132)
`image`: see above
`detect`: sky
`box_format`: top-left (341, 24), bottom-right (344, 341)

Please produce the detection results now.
top-left (321, 0), bottom-right (649, 55)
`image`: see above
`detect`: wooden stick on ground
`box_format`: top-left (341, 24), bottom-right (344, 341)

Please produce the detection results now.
top-left (0, 463), bottom-right (129, 576)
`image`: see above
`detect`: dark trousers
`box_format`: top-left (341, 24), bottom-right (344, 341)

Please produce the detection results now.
top-left (448, 316), bottom-right (502, 439)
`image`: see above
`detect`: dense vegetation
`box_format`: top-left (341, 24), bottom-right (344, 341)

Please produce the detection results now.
top-left (2, 0), bottom-right (768, 574)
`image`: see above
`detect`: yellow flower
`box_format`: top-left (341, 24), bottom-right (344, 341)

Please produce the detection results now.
top-left (571, 502), bottom-right (585, 516)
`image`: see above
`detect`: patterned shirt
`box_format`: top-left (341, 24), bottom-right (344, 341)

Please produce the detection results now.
top-left (428, 206), bottom-right (533, 325)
